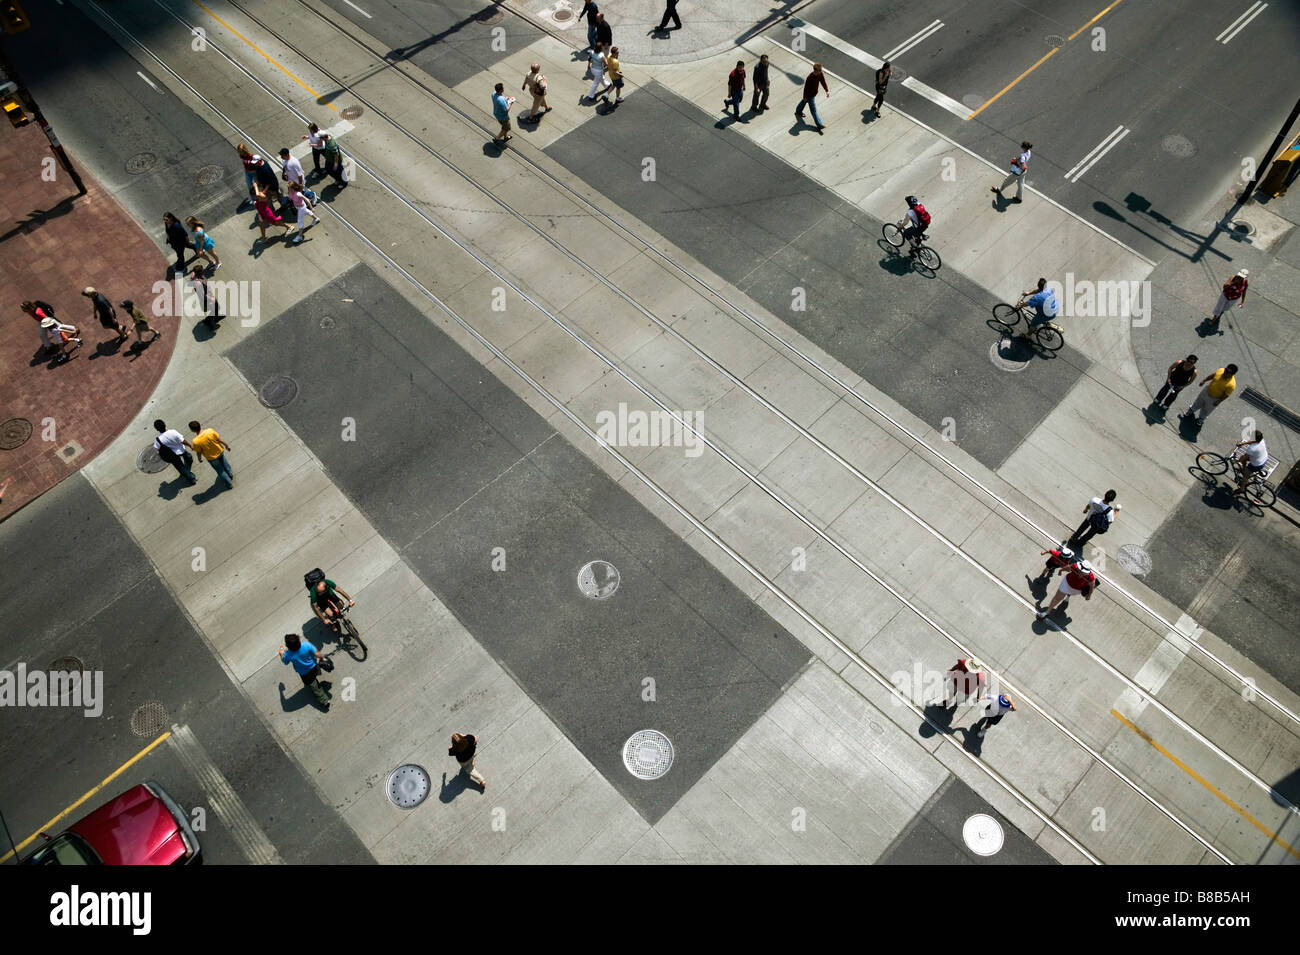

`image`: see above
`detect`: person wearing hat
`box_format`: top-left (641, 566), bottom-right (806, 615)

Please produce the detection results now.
top-left (1037, 558), bottom-right (1099, 618)
top-left (940, 657), bottom-right (987, 708)
top-left (82, 287), bottom-right (129, 343)
top-left (974, 694), bottom-right (1016, 738)
top-left (40, 316), bottom-right (82, 364)
top-left (1033, 543), bottom-right (1076, 583)
top-left (121, 300), bottom-right (161, 345)
top-left (1210, 269), bottom-right (1248, 324)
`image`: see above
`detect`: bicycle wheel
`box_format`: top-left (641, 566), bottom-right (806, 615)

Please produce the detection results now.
top-left (342, 616), bottom-right (366, 651)
top-left (916, 245), bottom-right (941, 271)
top-left (992, 303), bottom-right (1022, 331)
top-left (1035, 324), bottom-right (1064, 352)
top-left (1246, 479), bottom-right (1276, 508)
top-left (1195, 452), bottom-right (1229, 475)
top-left (882, 223), bottom-right (903, 248)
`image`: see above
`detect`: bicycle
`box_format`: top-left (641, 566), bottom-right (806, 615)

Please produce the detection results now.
top-left (319, 594), bottom-right (367, 657)
top-left (991, 301), bottom-right (1065, 352)
top-left (882, 222), bottom-right (942, 271)
top-left (1194, 450), bottom-right (1277, 507)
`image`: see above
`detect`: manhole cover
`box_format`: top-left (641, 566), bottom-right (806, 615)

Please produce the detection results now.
top-left (130, 701), bottom-right (170, 737)
top-left (551, 7), bottom-right (574, 23)
top-left (0, 418), bottom-right (32, 450)
top-left (51, 656), bottom-right (84, 673)
top-left (258, 375), bottom-right (299, 408)
top-left (340, 105), bottom-right (364, 120)
top-left (126, 152), bottom-right (157, 174)
top-left (387, 764), bottom-right (431, 808)
top-left (1228, 219), bottom-right (1255, 237)
top-left (623, 730), bottom-right (673, 780)
top-left (1116, 544), bottom-right (1152, 576)
top-left (577, 560), bottom-right (620, 598)
top-left (1161, 134), bottom-right (1196, 158)
top-left (475, 9), bottom-right (503, 23)
top-left (962, 813), bottom-right (1004, 856)
top-left (1045, 34), bottom-right (1065, 48)
top-left (136, 445), bottom-right (170, 474)
top-left (319, 315), bottom-right (337, 329)
top-left (195, 164), bottom-right (224, 185)
top-left (988, 339), bottom-right (1030, 371)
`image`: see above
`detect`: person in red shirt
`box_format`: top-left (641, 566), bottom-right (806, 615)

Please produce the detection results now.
top-left (1032, 543), bottom-right (1076, 583)
top-left (724, 60), bottom-right (745, 117)
top-left (794, 63), bottom-right (829, 131)
top-left (1210, 269), bottom-right (1248, 324)
top-left (1037, 559), bottom-right (1099, 617)
top-left (938, 657), bottom-right (987, 708)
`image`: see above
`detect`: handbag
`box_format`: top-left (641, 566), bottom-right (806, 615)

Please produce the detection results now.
top-left (318, 656), bottom-right (335, 672)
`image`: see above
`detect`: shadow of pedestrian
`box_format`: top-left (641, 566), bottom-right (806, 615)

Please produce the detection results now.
top-left (961, 724), bottom-right (985, 755)
top-left (27, 346), bottom-right (59, 368)
top-left (1141, 401), bottom-right (1168, 426)
top-left (483, 140), bottom-right (509, 156)
top-left (1194, 316), bottom-right (1226, 338)
top-left (991, 192), bottom-right (1009, 212)
top-left (87, 337), bottom-right (127, 361)
top-left (789, 119), bottom-right (806, 136)
top-left (1025, 574), bottom-right (1050, 602)
top-left (439, 770), bottom-right (473, 803)
top-left (277, 681), bottom-right (326, 713)
top-left (191, 479), bottom-right (230, 505)
top-left (919, 701), bottom-right (955, 737)
top-left (860, 108), bottom-right (879, 125)
top-left (1175, 414), bottom-right (1203, 442)
top-left (1200, 481), bottom-right (1238, 511)
top-left (156, 478), bottom-right (189, 500)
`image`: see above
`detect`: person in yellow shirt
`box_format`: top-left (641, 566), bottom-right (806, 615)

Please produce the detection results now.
top-left (187, 420), bottom-right (234, 487)
top-left (1180, 363), bottom-right (1237, 425)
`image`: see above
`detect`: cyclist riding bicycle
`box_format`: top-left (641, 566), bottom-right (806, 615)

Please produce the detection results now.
top-left (1016, 277), bottom-right (1059, 338)
top-left (896, 195), bottom-right (931, 256)
top-left (1231, 430), bottom-right (1268, 496)
top-left (308, 571), bottom-right (354, 631)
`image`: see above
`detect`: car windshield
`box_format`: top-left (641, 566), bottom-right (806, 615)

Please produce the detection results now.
top-left (27, 833), bottom-right (100, 865)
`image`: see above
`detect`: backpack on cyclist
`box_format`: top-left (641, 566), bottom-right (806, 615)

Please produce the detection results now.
top-left (304, 567), bottom-right (326, 590)
top-left (913, 204), bottom-right (931, 229)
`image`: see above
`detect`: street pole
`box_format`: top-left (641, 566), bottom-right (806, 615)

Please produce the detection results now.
top-left (1239, 95), bottom-right (1300, 206)
top-left (0, 38), bottom-right (87, 196)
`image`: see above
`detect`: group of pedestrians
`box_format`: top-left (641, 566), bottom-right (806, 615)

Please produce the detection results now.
top-left (151, 418), bottom-right (233, 489)
top-left (21, 291), bottom-right (161, 365)
top-left (233, 138), bottom-right (329, 246)
top-left (933, 657), bottom-right (1017, 739)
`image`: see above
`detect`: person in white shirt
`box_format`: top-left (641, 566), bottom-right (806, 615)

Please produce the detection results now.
top-left (993, 140), bottom-right (1032, 202)
top-left (302, 123), bottom-right (325, 175)
top-left (278, 147), bottom-right (312, 201)
top-left (1068, 490), bottom-right (1119, 549)
top-left (153, 419), bottom-right (196, 485)
top-left (1232, 431), bottom-right (1269, 495)
top-left (585, 42), bottom-right (609, 102)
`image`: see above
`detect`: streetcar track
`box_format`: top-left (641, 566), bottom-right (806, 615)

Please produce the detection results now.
top-left (194, 0), bottom-right (1300, 813)
top-left (246, 0), bottom-right (1300, 738)
top-left (84, 0), bottom-right (1275, 861)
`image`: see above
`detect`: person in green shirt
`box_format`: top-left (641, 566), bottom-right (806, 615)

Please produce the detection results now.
top-left (310, 578), bottom-right (354, 630)
top-left (319, 133), bottom-right (347, 188)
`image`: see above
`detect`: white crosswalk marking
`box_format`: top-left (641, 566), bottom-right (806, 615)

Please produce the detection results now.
top-left (884, 20), bottom-right (944, 61)
top-left (1114, 615), bottom-right (1203, 721)
top-left (1063, 125), bottom-right (1129, 182)
top-left (1217, 2), bottom-right (1267, 44)
top-left (168, 724), bottom-right (282, 865)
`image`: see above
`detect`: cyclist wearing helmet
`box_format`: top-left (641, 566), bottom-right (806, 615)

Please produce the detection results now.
top-left (896, 195), bottom-right (930, 255)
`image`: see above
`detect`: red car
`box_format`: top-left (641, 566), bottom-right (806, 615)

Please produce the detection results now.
top-left (24, 780), bottom-right (201, 865)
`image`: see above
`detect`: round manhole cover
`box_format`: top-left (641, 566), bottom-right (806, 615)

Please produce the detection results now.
top-left (51, 655), bottom-right (84, 673)
top-left (1116, 544), bottom-right (1152, 576)
top-left (340, 105), bottom-right (364, 120)
top-left (1161, 134), bottom-right (1196, 158)
top-left (623, 730), bottom-right (674, 780)
top-left (0, 417), bottom-right (33, 450)
top-left (962, 813), bottom-right (1004, 856)
top-left (989, 339), bottom-right (1030, 371)
top-left (475, 8), bottom-right (503, 23)
top-left (136, 445), bottom-right (170, 474)
top-left (387, 764), bottom-right (431, 808)
top-left (126, 152), bottom-right (157, 175)
top-left (319, 315), bottom-right (337, 330)
top-left (130, 701), bottom-right (170, 737)
top-left (577, 560), bottom-right (620, 598)
top-left (551, 7), bottom-right (574, 22)
top-left (1045, 34), bottom-right (1065, 48)
top-left (195, 163), bottom-right (224, 185)
top-left (1228, 219), bottom-right (1255, 237)
top-left (258, 375), bottom-right (299, 408)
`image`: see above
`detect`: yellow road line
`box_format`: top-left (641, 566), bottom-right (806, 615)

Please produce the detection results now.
top-left (1, 730), bottom-right (173, 864)
top-left (191, 0), bottom-right (337, 111)
top-left (965, 0), bottom-right (1127, 120)
top-left (1111, 710), bottom-right (1300, 861)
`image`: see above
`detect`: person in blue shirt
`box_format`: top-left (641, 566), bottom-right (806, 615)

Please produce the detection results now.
top-left (491, 83), bottom-right (513, 144)
top-left (1018, 277), bottom-right (1059, 334)
top-left (280, 634), bottom-right (330, 708)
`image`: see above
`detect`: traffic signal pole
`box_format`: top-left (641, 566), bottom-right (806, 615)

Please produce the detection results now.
top-left (0, 39), bottom-right (88, 196)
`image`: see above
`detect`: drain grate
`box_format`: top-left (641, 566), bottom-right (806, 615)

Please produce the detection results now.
top-left (623, 730), bottom-right (673, 780)
top-left (137, 445), bottom-right (170, 474)
top-left (126, 152), bottom-right (157, 174)
top-left (130, 701), bottom-right (170, 738)
top-left (0, 418), bottom-right (32, 450)
top-left (258, 375), bottom-right (299, 408)
top-left (196, 164), bottom-right (225, 185)
top-left (1241, 387), bottom-right (1300, 434)
top-left (1161, 134), bottom-right (1196, 158)
top-left (319, 315), bottom-right (337, 330)
top-left (340, 105), bottom-right (364, 120)
top-left (387, 764), bottom-right (431, 808)
top-left (1116, 544), bottom-right (1152, 577)
top-left (962, 813), bottom-right (1004, 856)
top-left (577, 560), bottom-right (620, 598)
